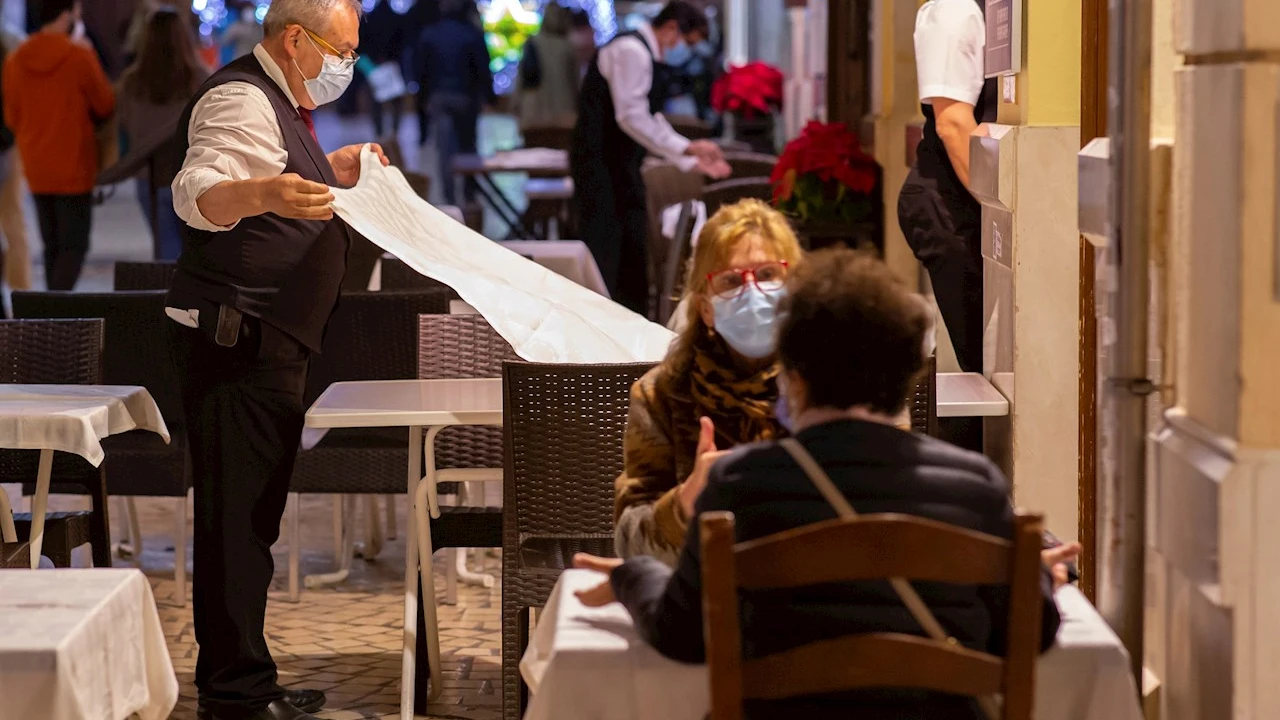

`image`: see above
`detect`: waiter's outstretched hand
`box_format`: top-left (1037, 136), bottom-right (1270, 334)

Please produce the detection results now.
top-left (328, 143), bottom-right (391, 188)
top-left (260, 174), bottom-right (335, 221)
top-left (696, 157), bottom-right (732, 179)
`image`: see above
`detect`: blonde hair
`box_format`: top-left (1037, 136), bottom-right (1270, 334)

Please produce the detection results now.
top-left (659, 199), bottom-right (803, 383)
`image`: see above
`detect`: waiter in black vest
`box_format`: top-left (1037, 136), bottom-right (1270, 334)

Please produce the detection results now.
top-left (571, 1), bottom-right (730, 314)
top-left (898, 0), bottom-right (996, 452)
top-left (166, 0), bottom-right (386, 718)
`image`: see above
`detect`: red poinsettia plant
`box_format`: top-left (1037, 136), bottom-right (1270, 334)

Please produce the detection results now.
top-left (771, 121), bottom-right (879, 226)
top-left (711, 62), bottom-right (784, 119)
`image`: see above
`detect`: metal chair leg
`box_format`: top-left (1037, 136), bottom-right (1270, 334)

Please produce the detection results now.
top-left (287, 493), bottom-right (301, 603)
top-left (385, 494), bottom-right (397, 540)
top-left (174, 494), bottom-right (188, 608)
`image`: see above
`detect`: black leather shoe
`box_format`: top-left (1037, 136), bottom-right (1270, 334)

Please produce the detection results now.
top-left (282, 688), bottom-right (326, 714)
top-left (197, 699), bottom-right (319, 720)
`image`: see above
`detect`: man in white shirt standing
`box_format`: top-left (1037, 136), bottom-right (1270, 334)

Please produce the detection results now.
top-left (163, 0), bottom-right (387, 718)
top-left (898, 0), bottom-right (995, 452)
top-left (571, 1), bottom-right (730, 315)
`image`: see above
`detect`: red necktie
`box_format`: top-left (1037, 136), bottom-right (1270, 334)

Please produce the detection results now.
top-left (297, 107), bottom-right (318, 144)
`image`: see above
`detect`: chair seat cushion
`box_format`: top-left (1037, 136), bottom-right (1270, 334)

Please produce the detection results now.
top-left (431, 506), bottom-right (501, 549)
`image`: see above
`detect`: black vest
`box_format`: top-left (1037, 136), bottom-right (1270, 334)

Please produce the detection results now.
top-left (571, 31), bottom-right (669, 204)
top-left (166, 53), bottom-right (351, 354)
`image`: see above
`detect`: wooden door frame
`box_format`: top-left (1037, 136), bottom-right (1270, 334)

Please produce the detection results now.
top-left (1078, 0), bottom-right (1108, 602)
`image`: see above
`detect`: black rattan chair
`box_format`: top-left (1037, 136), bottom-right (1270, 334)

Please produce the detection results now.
top-left (287, 288), bottom-right (453, 599)
top-left (113, 261), bottom-right (177, 291)
top-left (13, 291), bottom-right (191, 592)
top-left (910, 355), bottom-right (939, 437)
top-left (701, 176), bottom-right (775, 215)
top-left (500, 360), bottom-right (655, 720)
top-left (642, 161), bottom-right (706, 320)
top-left (380, 256), bottom-right (458, 297)
top-left (0, 319), bottom-right (107, 567)
top-left (723, 151), bottom-right (778, 179)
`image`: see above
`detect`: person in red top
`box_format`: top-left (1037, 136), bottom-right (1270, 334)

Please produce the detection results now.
top-left (2, 0), bottom-right (113, 290)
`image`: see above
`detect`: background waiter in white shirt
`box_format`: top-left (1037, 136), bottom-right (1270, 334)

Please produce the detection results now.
top-left (571, 0), bottom-right (730, 315)
top-left (898, 0), bottom-right (996, 452)
top-left (163, 1), bottom-right (387, 718)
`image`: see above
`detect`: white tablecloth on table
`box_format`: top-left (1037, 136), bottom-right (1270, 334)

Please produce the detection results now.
top-left (331, 147), bottom-right (675, 363)
top-left (0, 385), bottom-right (171, 466)
top-left (521, 569), bottom-right (1145, 720)
top-left (499, 240), bottom-right (610, 298)
top-left (487, 148), bottom-right (569, 172)
top-left (0, 568), bottom-right (178, 720)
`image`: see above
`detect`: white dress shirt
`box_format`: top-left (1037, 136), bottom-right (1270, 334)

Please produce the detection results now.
top-left (913, 0), bottom-right (985, 106)
top-left (172, 44), bottom-right (302, 233)
top-left (167, 45), bottom-right (307, 328)
top-left (596, 23), bottom-right (697, 172)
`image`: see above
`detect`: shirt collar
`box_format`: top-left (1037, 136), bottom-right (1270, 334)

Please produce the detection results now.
top-left (253, 43), bottom-right (301, 109)
top-left (637, 22), bottom-right (662, 61)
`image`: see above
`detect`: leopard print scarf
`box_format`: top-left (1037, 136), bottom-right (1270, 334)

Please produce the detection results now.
top-left (688, 332), bottom-right (783, 447)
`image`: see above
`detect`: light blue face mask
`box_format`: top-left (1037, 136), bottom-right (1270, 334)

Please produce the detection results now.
top-left (664, 39), bottom-right (692, 67)
top-left (710, 285), bottom-right (785, 360)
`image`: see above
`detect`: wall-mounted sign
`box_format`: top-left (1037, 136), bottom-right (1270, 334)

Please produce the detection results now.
top-left (985, 0), bottom-right (1022, 78)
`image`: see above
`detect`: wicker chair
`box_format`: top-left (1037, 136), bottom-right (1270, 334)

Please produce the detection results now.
top-left (702, 176), bottom-right (775, 215)
top-left (380, 256), bottom-right (459, 298)
top-left (417, 314), bottom-right (517, 596)
top-left (910, 355), bottom-right (939, 437)
top-left (113, 260), bottom-right (177, 291)
top-left (0, 319), bottom-right (107, 567)
top-left (12, 291), bottom-right (191, 593)
top-left (286, 288), bottom-right (453, 600)
top-left (657, 200), bottom-right (698, 326)
top-left (500, 360), bottom-right (655, 720)
top-left (723, 151), bottom-right (778, 179)
top-left (667, 113), bottom-right (714, 140)
top-left (642, 161), bottom-right (706, 320)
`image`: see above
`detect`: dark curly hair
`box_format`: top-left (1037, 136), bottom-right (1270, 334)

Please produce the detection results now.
top-left (776, 248), bottom-right (930, 415)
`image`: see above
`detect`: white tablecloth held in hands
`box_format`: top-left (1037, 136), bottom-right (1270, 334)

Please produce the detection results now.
top-left (330, 146), bottom-right (675, 364)
top-left (0, 568), bottom-right (178, 720)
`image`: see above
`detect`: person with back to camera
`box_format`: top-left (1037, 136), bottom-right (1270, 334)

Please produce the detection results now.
top-left (578, 247), bottom-right (1081, 719)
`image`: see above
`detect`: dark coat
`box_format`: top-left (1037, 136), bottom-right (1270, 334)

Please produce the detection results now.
top-left (611, 418), bottom-right (1063, 720)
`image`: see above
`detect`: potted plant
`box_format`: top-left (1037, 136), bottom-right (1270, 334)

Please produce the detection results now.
top-left (711, 61), bottom-right (784, 154)
top-left (770, 120), bottom-right (883, 253)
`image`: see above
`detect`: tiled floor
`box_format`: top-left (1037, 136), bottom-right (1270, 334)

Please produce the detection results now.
top-left (130, 493), bottom-right (503, 720)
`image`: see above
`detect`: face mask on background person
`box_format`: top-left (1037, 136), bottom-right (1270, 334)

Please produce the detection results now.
top-left (710, 284), bottom-right (785, 360)
top-left (664, 39), bottom-right (692, 67)
top-left (295, 31), bottom-right (355, 106)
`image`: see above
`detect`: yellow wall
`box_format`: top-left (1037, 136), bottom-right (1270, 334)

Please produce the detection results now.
top-left (997, 0), bottom-right (1082, 127)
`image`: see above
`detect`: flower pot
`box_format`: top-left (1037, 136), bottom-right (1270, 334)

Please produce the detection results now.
top-left (732, 115), bottom-right (777, 154)
top-left (792, 219), bottom-right (884, 256)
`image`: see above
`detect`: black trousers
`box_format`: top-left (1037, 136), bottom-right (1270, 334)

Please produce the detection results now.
top-left (167, 316), bottom-right (309, 715)
top-left (898, 170), bottom-right (983, 452)
top-left (572, 157), bottom-right (649, 314)
top-left (32, 193), bottom-right (92, 291)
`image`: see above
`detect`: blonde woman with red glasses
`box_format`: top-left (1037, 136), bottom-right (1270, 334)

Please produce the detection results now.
top-left (614, 198), bottom-right (802, 565)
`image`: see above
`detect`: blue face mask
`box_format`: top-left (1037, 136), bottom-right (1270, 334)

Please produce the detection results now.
top-left (710, 285), bottom-right (785, 359)
top-left (664, 40), bottom-right (692, 67)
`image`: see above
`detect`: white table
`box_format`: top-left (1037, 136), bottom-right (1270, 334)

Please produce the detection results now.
top-left (305, 378), bottom-right (504, 720)
top-left (0, 568), bottom-right (178, 720)
top-left (0, 385), bottom-right (170, 568)
top-left (499, 240), bottom-right (611, 298)
top-left (937, 372), bottom-right (1010, 417)
top-left (521, 569), bottom-right (1145, 720)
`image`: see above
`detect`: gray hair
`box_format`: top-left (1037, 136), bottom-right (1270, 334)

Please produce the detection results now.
top-left (262, 0), bottom-right (363, 36)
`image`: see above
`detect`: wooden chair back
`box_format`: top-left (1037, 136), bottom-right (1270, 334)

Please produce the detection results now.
top-left (700, 510), bottom-right (1046, 720)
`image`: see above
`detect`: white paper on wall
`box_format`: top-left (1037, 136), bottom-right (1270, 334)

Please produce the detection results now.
top-left (329, 147), bottom-right (677, 364)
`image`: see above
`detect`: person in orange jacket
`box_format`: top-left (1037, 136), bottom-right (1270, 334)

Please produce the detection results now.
top-left (2, 0), bottom-right (113, 290)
